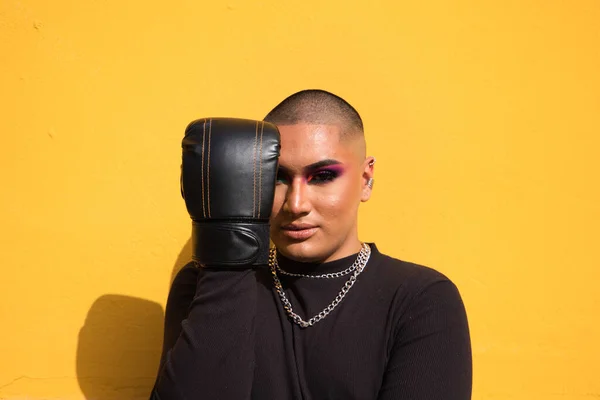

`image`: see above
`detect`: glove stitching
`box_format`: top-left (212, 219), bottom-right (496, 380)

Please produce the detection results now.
top-left (253, 120), bottom-right (258, 218)
top-left (207, 118), bottom-right (212, 218)
top-left (258, 121), bottom-right (264, 218)
top-left (201, 118), bottom-right (207, 218)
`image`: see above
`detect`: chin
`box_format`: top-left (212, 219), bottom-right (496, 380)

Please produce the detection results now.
top-left (274, 238), bottom-right (326, 263)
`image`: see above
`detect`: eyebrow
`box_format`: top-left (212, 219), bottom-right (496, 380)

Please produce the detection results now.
top-left (278, 159), bottom-right (342, 175)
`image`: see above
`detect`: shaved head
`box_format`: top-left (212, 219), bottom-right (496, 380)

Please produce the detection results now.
top-left (265, 90), bottom-right (374, 262)
top-left (263, 89), bottom-right (364, 142)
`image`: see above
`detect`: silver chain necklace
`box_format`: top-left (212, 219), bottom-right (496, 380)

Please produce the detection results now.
top-left (269, 243), bottom-right (371, 328)
top-left (275, 248), bottom-right (366, 279)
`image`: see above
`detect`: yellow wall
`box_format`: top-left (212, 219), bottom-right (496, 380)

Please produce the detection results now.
top-left (1, 0), bottom-right (599, 399)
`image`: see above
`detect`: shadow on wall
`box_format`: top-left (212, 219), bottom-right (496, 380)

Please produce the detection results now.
top-left (76, 238), bottom-right (193, 400)
top-left (76, 294), bottom-right (164, 400)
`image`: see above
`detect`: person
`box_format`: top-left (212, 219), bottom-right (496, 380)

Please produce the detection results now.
top-left (150, 90), bottom-right (472, 399)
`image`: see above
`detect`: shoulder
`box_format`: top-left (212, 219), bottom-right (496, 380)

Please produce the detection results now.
top-left (363, 244), bottom-right (467, 321)
top-left (366, 244), bottom-right (453, 295)
top-left (365, 245), bottom-right (469, 337)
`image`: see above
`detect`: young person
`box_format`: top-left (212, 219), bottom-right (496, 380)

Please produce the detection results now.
top-left (151, 90), bottom-right (472, 399)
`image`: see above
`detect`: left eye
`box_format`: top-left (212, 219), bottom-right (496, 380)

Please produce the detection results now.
top-left (309, 171), bottom-right (337, 183)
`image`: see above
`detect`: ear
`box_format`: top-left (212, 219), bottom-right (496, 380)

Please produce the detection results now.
top-left (360, 156), bottom-right (376, 202)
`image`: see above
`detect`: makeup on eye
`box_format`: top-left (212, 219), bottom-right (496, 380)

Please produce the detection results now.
top-left (276, 159), bottom-right (345, 185)
top-left (307, 166), bottom-right (344, 184)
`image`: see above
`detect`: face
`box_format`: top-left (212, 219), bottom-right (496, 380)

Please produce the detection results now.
top-left (270, 123), bottom-right (374, 263)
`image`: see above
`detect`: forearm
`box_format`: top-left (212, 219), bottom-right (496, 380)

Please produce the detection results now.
top-left (151, 268), bottom-right (258, 400)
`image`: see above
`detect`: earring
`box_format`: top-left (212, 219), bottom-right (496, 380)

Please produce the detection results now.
top-left (367, 178), bottom-right (374, 189)
top-left (369, 158), bottom-right (376, 167)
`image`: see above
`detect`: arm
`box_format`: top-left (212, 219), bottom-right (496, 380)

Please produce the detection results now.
top-left (377, 280), bottom-right (472, 400)
top-left (154, 262), bottom-right (200, 378)
top-left (151, 268), bottom-right (258, 400)
top-left (150, 118), bottom-right (281, 399)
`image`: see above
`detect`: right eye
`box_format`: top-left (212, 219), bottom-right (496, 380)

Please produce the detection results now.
top-left (276, 170), bottom-right (289, 185)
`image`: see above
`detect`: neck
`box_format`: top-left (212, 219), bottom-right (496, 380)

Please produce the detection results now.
top-left (322, 237), bottom-right (362, 263)
top-left (276, 242), bottom-right (369, 275)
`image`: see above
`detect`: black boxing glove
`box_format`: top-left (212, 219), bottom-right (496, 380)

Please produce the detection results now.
top-left (181, 118), bottom-right (280, 267)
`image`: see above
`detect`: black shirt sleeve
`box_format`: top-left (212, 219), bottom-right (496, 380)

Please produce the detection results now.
top-left (151, 267), bottom-right (258, 400)
top-left (377, 279), bottom-right (472, 400)
top-left (154, 263), bottom-right (200, 378)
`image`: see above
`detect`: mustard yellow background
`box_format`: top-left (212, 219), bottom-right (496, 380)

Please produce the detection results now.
top-left (2, 0), bottom-right (599, 399)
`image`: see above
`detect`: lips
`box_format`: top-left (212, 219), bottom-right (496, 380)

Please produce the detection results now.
top-left (280, 223), bottom-right (318, 240)
top-left (282, 223), bottom-right (316, 230)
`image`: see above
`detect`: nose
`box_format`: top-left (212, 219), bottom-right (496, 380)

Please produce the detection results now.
top-left (283, 178), bottom-right (311, 216)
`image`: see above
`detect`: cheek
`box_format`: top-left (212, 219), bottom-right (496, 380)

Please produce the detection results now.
top-left (314, 178), bottom-right (361, 219)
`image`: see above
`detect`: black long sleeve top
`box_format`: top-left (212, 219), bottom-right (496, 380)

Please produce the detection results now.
top-left (151, 243), bottom-right (472, 399)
